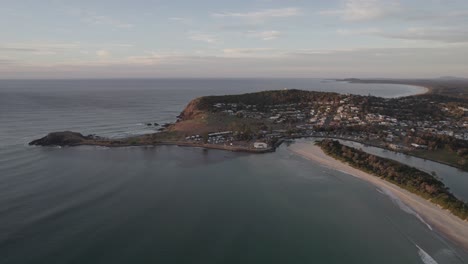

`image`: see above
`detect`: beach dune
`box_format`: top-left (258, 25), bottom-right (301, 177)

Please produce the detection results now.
top-left (289, 142), bottom-right (468, 251)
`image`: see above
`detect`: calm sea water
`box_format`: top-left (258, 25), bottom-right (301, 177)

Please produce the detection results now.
top-left (0, 79), bottom-right (465, 264)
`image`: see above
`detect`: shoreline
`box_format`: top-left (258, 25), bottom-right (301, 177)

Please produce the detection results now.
top-left (31, 133), bottom-right (468, 172)
top-left (32, 140), bottom-right (275, 154)
top-left (336, 78), bottom-right (433, 96)
top-left (409, 85), bottom-right (430, 96)
top-left (288, 142), bottom-right (468, 251)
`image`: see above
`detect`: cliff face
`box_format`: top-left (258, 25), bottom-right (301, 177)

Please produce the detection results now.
top-left (178, 97), bottom-right (206, 121)
top-left (29, 131), bottom-right (90, 146)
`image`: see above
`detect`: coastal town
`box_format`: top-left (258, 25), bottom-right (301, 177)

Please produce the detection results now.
top-left (180, 91), bottom-right (468, 167)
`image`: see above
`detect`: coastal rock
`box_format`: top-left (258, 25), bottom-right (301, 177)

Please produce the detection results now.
top-left (29, 131), bottom-right (90, 146)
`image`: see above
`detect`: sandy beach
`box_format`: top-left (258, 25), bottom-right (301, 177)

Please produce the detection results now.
top-left (289, 142), bottom-right (468, 251)
top-left (412, 85), bottom-right (430, 96)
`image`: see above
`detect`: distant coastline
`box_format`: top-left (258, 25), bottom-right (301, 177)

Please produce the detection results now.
top-left (335, 78), bottom-right (431, 97)
top-left (336, 78), bottom-right (468, 99)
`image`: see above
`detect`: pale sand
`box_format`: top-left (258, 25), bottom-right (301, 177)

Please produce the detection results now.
top-left (289, 142), bottom-right (468, 251)
top-left (413, 86), bottom-right (430, 96)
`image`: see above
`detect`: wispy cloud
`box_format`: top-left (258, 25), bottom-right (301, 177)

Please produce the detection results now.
top-left (96, 49), bottom-right (111, 59)
top-left (320, 0), bottom-right (400, 21)
top-left (188, 32), bottom-right (220, 43)
top-left (168, 17), bottom-right (192, 24)
top-left (0, 59), bottom-right (16, 65)
top-left (0, 42), bottom-right (80, 56)
top-left (381, 27), bottom-right (468, 43)
top-left (337, 27), bottom-right (468, 43)
top-left (321, 0), bottom-right (468, 23)
top-left (246, 30), bottom-right (282, 40)
top-left (403, 10), bottom-right (468, 21)
top-left (67, 8), bottom-right (134, 29)
top-left (337, 28), bottom-right (382, 36)
top-left (3, 44), bottom-right (468, 79)
top-left (222, 48), bottom-right (278, 57)
top-left (0, 42), bottom-right (133, 57)
top-left (0, 47), bottom-right (40, 52)
top-left (213, 7), bottom-right (301, 21)
top-left (82, 14), bottom-right (134, 29)
top-left (169, 17), bottom-right (187, 22)
top-left (125, 51), bottom-right (196, 65)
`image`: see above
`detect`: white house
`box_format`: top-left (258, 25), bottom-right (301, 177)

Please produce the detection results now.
top-left (253, 142), bottom-right (268, 149)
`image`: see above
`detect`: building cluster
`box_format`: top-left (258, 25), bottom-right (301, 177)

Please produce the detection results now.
top-left (185, 94), bottom-right (468, 151)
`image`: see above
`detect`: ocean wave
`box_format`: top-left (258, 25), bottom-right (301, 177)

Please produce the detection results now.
top-left (379, 187), bottom-right (433, 230)
top-left (416, 245), bottom-right (439, 264)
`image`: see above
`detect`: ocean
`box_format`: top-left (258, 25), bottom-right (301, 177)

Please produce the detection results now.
top-left (0, 79), bottom-right (466, 263)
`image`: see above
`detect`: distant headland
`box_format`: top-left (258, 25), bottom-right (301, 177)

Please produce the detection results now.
top-left (337, 77), bottom-right (468, 99)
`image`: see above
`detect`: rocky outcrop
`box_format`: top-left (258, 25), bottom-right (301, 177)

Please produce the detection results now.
top-left (29, 131), bottom-right (91, 146)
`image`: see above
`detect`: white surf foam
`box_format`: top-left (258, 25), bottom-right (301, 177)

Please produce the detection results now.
top-left (416, 245), bottom-right (439, 264)
top-left (379, 188), bottom-right (433, 230)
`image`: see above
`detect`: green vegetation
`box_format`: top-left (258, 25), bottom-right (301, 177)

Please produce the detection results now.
top-left (196, 89), bottom-right (342, 111)
top-left (318, 139), bottom-right (468, 220)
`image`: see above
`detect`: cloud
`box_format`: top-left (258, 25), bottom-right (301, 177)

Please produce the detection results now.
top-left (218, 24), bottom-right (261, 31)
top-left (3, 45), bottom-right (468, 79)
top-left (337, 27), bottom-right (468, 43)
top-left (337, 28), bottom-right (382, 36)
top-left (68, 8), bottom-right (134, 29)
top-left (169, 17), bottom-right (186, 21)
top-left (247, 30), bottom-right (282, 40)
top-left (0, 42), bottom-right (133, 57)
top-left (168, 17), bottom-right (191, 23)
top-left (321, 0), bottom-right (468, 23)
top-left (381, 27), bottom-right (468, 43)
top-left (222, 48), bottom-right (279, 57)
top-left (125, 51), bottom-right (190, 65)
top-left (401, 10), bottom-right (468, 21)
top-left (0, 59), bottom-right (15, 65)
top-left (320, 0), bottom-right (400, 21)
top-left (0, 47), bottom-right (39, 52)
top-left (96, 50), bottom-right (111, 59)
top-left (0, 43), bottom-right (80, 56)
top-left (213, 7), bottom-right (301, 21)
top-left (188, 32), bottom-right (220, 43)
top-left (83, 15), bottom-right (134, 29)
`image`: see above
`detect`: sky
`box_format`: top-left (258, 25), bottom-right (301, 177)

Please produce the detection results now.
top-left (1, 0), bottom-right (468, 79)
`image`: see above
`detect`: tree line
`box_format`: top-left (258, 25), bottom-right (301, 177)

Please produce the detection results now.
top-left (318, 139), bottom-right (468, 220)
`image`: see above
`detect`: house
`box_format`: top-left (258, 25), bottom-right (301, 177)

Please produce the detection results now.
top-left (253, 142), bottom-right (268, 149)
top-left (411, 143), bottom-right (428, 149)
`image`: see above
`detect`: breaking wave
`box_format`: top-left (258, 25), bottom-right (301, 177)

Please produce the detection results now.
top-left (416, 245), bottom-right (439, 264)
top-left (378, 188), bottom-right (433, 230)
